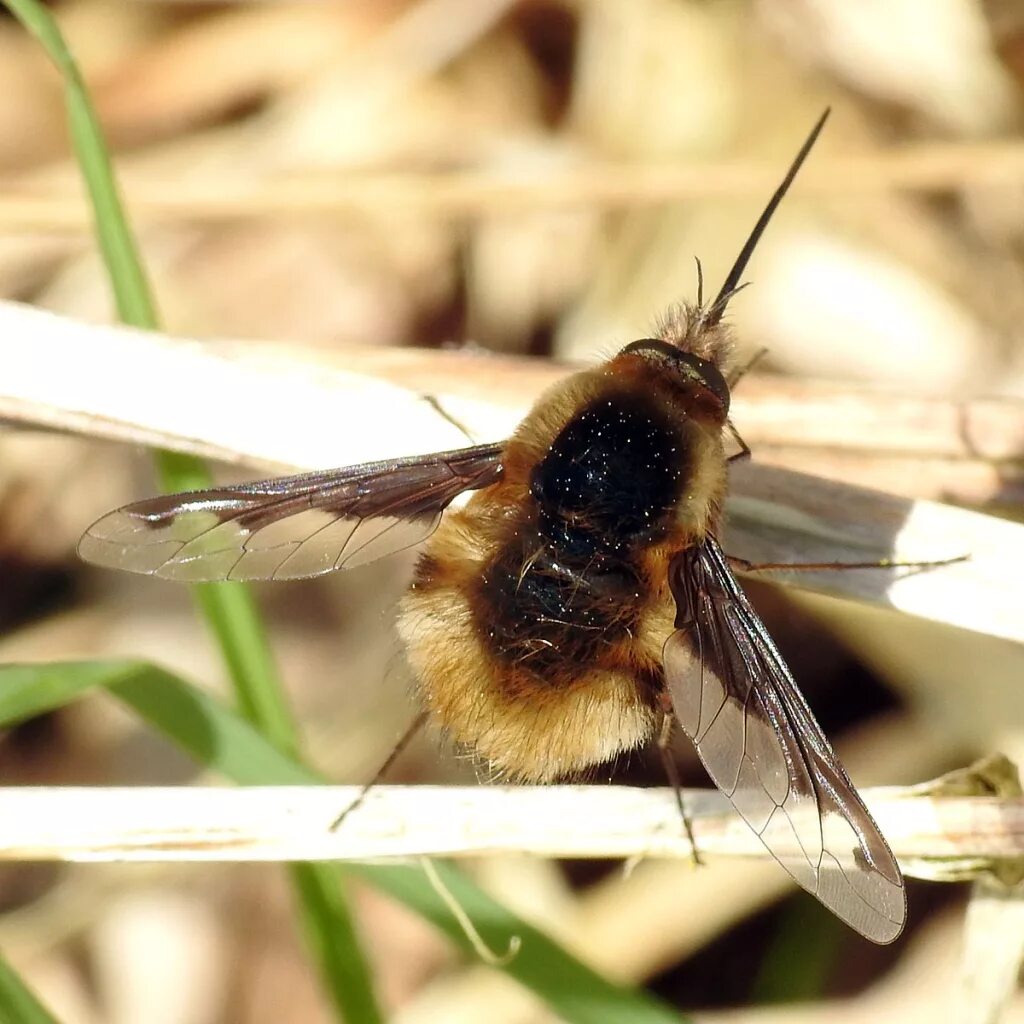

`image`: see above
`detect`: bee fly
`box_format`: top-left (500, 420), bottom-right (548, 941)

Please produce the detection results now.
top-left (80, 109), bottom-right (907, 943)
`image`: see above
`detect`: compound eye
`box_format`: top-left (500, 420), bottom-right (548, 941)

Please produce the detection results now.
top-left (676, 352), bottom-right (730, 413)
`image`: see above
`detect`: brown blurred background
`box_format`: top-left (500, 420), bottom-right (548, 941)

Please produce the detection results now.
top-left (2, 1), bottom-right (1024, 1021)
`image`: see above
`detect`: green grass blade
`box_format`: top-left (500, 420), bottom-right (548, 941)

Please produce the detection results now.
top-left (0, 952), bottom-right (61, 1024)
top-left (0, 0), bottom-right (156, 329)
top-left (0, 662), bottom-right (687, 1024)
top-left (0, 659), bottom-right (307, 783)
top-left (190, 584), bottom-right (300, 759)
top-left (0, 660), bottom-right (139, 725)
top-left (0, 660), bottom-right (378, 1022)
top-left (107, 663), bottom-right (311, 784)
top-left (0, 0), bottom-right (299, 755)
top-left (289, 864), bottom-right (382, 1024)
top-left (357, 861), bottom-right (684, 1024)
top-left (0, 2), bottom-right (382, 1019)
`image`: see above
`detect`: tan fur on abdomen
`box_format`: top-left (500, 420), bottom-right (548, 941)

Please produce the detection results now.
top-left (397, 499), bottom-right (668, 781)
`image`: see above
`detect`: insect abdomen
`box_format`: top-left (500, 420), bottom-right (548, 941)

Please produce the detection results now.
top-left (475, 529), bottom-right (641, 675)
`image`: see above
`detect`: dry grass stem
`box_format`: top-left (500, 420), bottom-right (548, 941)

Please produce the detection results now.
top-left (0, 784), bottom-right (1018, 880)
top-left (6, 300), bottom-right (1023, 496)
top-left (6, 140), bottom-right (1024, 230)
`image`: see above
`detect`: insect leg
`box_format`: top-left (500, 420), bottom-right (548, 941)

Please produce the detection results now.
top-left (727, 553), bottom-right (969, 574)
top-left (727, 346), bottom-right (769, 388)
top-left (422, 394), bottom-right (476, 443)
top-left (655, 702), bottom-right (702, 867)
top-left (330, 709), bottom-right (429, 831)
top-left (725, 420), bottom-right (751, 463)
top-left (725, 347), bottom-right (768, 462)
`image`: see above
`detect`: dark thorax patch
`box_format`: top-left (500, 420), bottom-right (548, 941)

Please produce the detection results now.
top-left (530, 390), bottom-right (686, 554)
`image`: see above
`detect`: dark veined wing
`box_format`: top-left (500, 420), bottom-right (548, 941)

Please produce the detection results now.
top-left (664, 535), bottom-right (906, 943)
top-left (79, 442), bottom-right (504, 582)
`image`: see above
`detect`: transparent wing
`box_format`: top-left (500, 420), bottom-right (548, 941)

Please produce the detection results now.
top-left (664, 535), bottom-right (906, 943)
top-left (79, 443), bottom-right (504, 582)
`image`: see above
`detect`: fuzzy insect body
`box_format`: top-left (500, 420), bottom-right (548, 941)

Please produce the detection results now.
top-left (79, 110), bottom-right (909, 943)
top-left (399, 330), bottom-right (731, 782)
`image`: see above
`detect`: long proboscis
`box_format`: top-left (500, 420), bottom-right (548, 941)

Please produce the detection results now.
top-left (705, 108), bottom-right (830, 327)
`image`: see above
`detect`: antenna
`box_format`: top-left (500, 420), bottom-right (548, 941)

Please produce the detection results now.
top-left (705, 108), bottom-right (830, 327)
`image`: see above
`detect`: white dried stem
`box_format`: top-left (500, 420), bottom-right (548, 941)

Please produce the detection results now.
top-left (0, 785), bottom-right (1019, 881)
